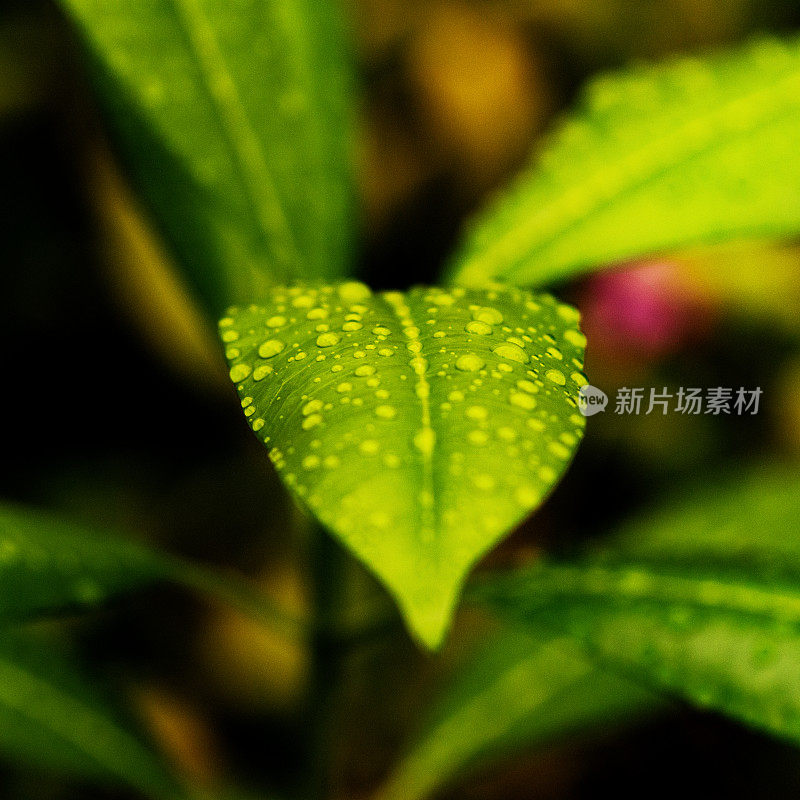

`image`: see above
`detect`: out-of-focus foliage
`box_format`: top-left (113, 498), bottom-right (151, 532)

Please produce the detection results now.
top-left (448, 35), bottom-right (800, 288)
top-left (377, 626), bottom-right (656, 800)
top-left (220, 282), bottom-right (587, 647)
top-left (0, 502), bottom-right (172, 624)
top-left (0, 501), bottom-right (301, 642)
top-left (475, 466), bottom-right (800, 746)
top-left (57, 0), bottom-right (356, 314)
top-left (0, 632), bottom-right (182, 799)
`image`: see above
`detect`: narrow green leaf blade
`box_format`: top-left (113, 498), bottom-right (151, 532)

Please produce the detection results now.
top-left (221, 282), bottom-right (588, 647)
top-left (0, 633), bottom-right (181, 798)
top-left (0, 502), bottom-right (302, 639)
top-left (59, 0), bottom-right (355, 311)
top-left (377, 627), bottom-right (656, 800)
top-left (0, 503), bottom-right (172, 625)
top-left (447, 36), bottom-right (800, 288)
top-left (475, 555), bottom-right (800, 744)
top-left (602, 466), bottom-right (800, 576)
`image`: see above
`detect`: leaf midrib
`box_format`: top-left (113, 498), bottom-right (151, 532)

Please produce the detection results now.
top-left (382, 292), bottom-right (438, 545)
top-left (457, 58), bottom-right (800, 284)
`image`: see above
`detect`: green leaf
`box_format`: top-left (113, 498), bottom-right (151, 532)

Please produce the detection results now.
top-left (0, 502), bottom-right (302, 640)
top-left (221, 282), bottom-right (588, 648)
top-left (59, 0), bottom-right (356, 312)
top-left (0, 632), bottom-right (181, 798)
top-left (447, 35), bottom-right (800, 288)
top-left (601, 466), bottom-right (800, 576)
top-left (376, 626), bottom-right (656, 800)
top-left (0, 503), bottom-right (172, 625)
top-left (474, 497), bottom-right (800, 745)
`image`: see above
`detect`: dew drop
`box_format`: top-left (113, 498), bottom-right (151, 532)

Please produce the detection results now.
top-left (471, 474), bottom-right (495, 490)
top-left (266, 315), bottom-right (286, 328)
top-left (375, 405), bottom-right (397, 419)
top-left (455, 354), bottom-right (485, 372)
top-left (548, 441), bottom-right (571, 459)
top-left (492, 343), bottom-right (529, 364)
top-left (359, 439), bottom-right (380, 455)
top-left (538, 465), bottom-right (556, 482)
top-left (258, 339), bottom-right (285, 358)
top-left (509, 391), bottom-right (536, 410)
top-left (515, 485), bottom-right (539, 506)
top-left (316, 332), bottom-right (340, 347)
top-left (413, 427), bottom-right (436, 455)
top-left (253, 365), bottom-right (273, 380)
top-left (564, 329), bottom-right (587, 348)
top-left (465, 320), bottom-right (493, 336)
top-left (557, 303), bottom-right (581, 323)
top-left (338, 281), bottom-right (372, 302)
top-left (354, 364), bottom-right (376, 377)
top-left (473, 307), bottom-right (503, 325)
top-left (302, 399), bottom-right (323, 416)
top-left (468, 429), bottom-right (489, 445)
top-left (372, 325), bottom-right (391, 336)
top-left (292, 294), bottom-right (315, 308)
top-left (545, 368), bottom-right (567, 385)
top-left (302, 414), bottom-right (323, 430)
top-left (466, 405), bottom-right (488, 420)
top-left (571, 371), bottom-right (589, 386)
top-left (342, 320), bottom-right (363, 332)
top-left (229, 364), bottom-right (251, 382)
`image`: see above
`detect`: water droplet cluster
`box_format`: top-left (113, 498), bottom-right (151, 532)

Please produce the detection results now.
top-left (221, 282), bottom-right (587, 596)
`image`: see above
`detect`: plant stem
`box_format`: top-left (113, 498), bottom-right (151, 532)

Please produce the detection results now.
top-left (304, 525), bottom-right (348, 800)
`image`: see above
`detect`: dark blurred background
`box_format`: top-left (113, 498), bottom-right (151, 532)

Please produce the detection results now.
top-left (3, 0), bottom-right (800, 797)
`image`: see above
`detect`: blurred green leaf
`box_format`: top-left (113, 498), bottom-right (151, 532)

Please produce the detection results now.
top-left (376, 626), bottom-right (657, 800)
top-left (600, 466), bottom-right (800, 575)
top-left (0, 503), bottom-right (172, 625)
top-left (0, 502), bottom-right (303, 640)
top-left (221, 282), bottom-right (587, 647)
top-left (59, 0), bottom-right (356, 313)
top-left (0, 632), bottom-right (182, 798)
top-left (447, 36), bottom-right (800, 288)
top-left (473, 465), bottom-right (800, 745)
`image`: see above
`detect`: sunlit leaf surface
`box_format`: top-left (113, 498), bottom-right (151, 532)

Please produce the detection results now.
top-left (59, 0), bottom-right (355, 311)
top-left (448, 36), bottom-right (800, 288)
top-left (221, 282), bottom-right (587, 647)
top-left (0, 633), bottom-right (181, 798)
top-left (475, 466), bottom-right (800, 744)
